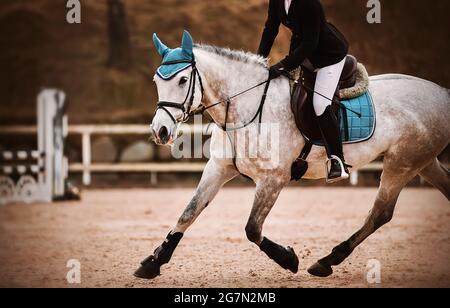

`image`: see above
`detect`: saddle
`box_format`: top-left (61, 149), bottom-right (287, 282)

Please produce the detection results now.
top-left (290, 55), bottom-right (374, 181)
top-left (290, 55), bottom-right (367, 142)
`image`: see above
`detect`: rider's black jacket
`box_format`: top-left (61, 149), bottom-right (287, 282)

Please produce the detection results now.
top-left (257, 0), bottom-right (348, 71)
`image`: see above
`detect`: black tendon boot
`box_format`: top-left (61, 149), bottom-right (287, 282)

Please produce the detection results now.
top-left (317, 105), bottom-right (350, 183)
top-left (134, 232), bottom-right (184, 279)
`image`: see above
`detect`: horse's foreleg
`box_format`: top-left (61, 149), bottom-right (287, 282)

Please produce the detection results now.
top-left (308, 162), bottom-right (419, 277)
top-left (134, 159), bottom-right (238, 279)
top-left (245, 178), bottom-right (299, 273)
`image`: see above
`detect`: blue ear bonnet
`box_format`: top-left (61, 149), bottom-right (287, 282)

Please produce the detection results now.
top-left (156, 48), bottom-right (193, 80)
top-left (153, 31), bottom-right (194, 80)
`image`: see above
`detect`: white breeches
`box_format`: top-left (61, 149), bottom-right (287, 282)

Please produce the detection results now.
top-left (313, 57), bottom-right (346, 116)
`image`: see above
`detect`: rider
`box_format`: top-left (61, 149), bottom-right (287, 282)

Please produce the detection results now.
top-left (258, 0), bottom-right (350, 183)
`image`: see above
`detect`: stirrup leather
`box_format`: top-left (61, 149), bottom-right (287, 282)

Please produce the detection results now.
top-left (325, 155), bottom-right (350, 184)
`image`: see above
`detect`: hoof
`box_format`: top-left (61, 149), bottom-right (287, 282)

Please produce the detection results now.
top-left (259, 238), bottom-right (299, 274)
top-left (134, 256), bottom-right (161, 279)
top-left (307, 261), bottom-right (333, 278)
top-left (285, 247), bottom-right (299, 274)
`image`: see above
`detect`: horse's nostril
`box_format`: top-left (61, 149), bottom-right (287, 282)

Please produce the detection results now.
top-left (158, 126), bottom-right (169, 143)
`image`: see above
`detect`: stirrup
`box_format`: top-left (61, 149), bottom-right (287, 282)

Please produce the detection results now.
top-left (325, 155), bottom-right (350, 184)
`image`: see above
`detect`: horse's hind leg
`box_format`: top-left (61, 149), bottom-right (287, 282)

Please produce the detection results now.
top-left (419, 158), bottom-right (450, 201)
top-left (308, 159), bottom-right (419, 277)
top-left (245, 177), bottom-right (299, 273)
top-left (134, 159), bottom-right (238, 279)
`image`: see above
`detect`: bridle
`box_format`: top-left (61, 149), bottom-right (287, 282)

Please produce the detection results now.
top-left (155, 57), bottom-right (272, 132)
top-left (156, 58), bottom-right (205, 124)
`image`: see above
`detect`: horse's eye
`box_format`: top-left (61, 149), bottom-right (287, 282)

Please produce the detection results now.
top-left (179, 76), bottom-right (188, 86)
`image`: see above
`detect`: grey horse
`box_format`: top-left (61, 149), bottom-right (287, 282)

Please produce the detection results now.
top-left (135, 31), bottom-right (450, 279)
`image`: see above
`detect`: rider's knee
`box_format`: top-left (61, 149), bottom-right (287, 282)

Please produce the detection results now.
top-left (313, 94), bottom-right (331, 116)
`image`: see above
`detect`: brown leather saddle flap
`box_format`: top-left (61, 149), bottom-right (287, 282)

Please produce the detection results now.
top-left (290, 55), bottom-right (358, 142)
top-left (291, 69), bottom-right (340, 142)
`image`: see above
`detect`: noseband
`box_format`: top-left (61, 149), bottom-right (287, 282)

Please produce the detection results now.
top-left (156, 58), bottom-right (205, 124)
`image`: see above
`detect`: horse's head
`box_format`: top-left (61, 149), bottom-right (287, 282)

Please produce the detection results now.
top-left (151, 31), bottom-right (204, 145)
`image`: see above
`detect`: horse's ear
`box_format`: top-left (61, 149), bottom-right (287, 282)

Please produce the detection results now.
top-left (153, 33), bottom-right (170, 58)
top-left (181, 30), bottom-right (194, 58)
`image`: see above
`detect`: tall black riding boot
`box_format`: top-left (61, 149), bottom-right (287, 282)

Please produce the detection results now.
top-left (317, 105), bottom-right (350, 183)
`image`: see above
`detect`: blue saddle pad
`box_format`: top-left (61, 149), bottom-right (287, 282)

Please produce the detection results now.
top-left (313, 91), bottom-right (376, 145)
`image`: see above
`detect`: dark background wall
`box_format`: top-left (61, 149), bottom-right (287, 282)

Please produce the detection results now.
top-left (0, 0), bottom-right (449, 124)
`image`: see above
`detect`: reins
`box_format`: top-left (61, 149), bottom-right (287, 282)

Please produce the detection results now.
top-left (156, 59), bottom-right (361, 134)
top-left (283, 72), bottom-right (362, 118)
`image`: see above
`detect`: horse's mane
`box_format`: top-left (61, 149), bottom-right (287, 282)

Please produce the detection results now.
top-left (194, 44), bottom-right (268, 68)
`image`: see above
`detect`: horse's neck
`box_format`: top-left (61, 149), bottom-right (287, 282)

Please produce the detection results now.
top-left (195, 50), bottom-right (271, 126)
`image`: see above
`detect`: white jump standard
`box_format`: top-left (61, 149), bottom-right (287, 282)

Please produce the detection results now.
top-left (0, 89), bottom-right (69, 205)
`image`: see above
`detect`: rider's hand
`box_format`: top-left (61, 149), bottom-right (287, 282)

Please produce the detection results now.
top-left (269, 62), bottom-right (286, 79)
